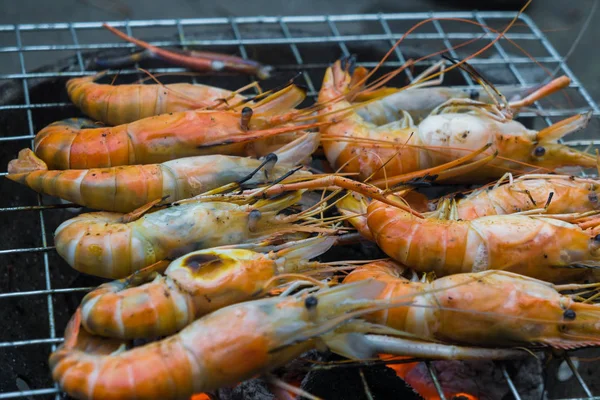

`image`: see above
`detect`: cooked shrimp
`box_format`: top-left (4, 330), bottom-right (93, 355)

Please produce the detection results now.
top-left (53, 190), bottom-right (328, 279)
top-left (66, 73), bottom-right (247, 126)
top-left (356, 79), bottom-right (535, 125)
top-left (32, 84), bottom-right (321, 170)
top-left (353, 59), bottom-right (546, 125)
top-left (366, 199), bottom-right (600, 283)
top-left (317, 59), bottom-right (594, 184)
top-left (343, 261), bottom-right (600, 349)
top-left (430, 173), bottom-right (600, 220)
top-left (6, 132), bottom-right (318, 213)
top-left (49, 279), bottom-right (389, 400)
top-left (80, 236), bottom-right (336, 339)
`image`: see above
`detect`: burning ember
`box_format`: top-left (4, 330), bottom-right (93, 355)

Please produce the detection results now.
top-left (383, 356), bottom-right (544, 400)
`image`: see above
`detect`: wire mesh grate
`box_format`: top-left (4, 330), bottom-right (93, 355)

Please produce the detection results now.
top-left (0, 11), bottom-right (598, 400)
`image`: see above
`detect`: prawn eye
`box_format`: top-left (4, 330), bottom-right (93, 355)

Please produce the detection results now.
top-left (594, 234), bottom-right (600, 242)
top-left (248, 210), bottom-right (262, 232)
top-left (563, 309), bottom-right (576, 320)
top-left (305, 296), bottom-right (318, 310)
top-left (589, 192), bottom-right (598, 203)
top-left (533, 146), bottom-right (546, 157)
top-left (240, 107), bottom-right (253, 131)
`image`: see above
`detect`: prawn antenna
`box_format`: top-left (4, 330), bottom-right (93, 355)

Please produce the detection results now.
top-left (440, 54), bottom-right (508, 110)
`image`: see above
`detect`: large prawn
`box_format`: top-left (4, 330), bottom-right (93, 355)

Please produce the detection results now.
top-left (31, 83), bottom-right (323, 170)
top-left (49, 279), bottom-right (390, 400)
top-left (6, 131), bottom-right (318, 213)
top-left (354, 61), bottom-right (539, 124)
top-left (245, 174), bottom-right (600, 283)
top-left (343, 261), bottom-right (600, 349)
top-left (364, 199), bottom-right (600, 283)
top-left (428, 172), bottom-right (600, 220)
top-left (79, 236), bottom-right (336, 339)
top-left (66, 73), bottom-right (249, 126)
top-left (316, 59), bottom-right (594, 184)
top-left (53, 190), bottom-right (330, 279)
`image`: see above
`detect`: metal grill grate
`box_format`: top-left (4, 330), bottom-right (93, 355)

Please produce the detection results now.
top-left (0, 11), bottom-right (599, 400)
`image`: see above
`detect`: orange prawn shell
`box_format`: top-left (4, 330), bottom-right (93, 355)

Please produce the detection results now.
top-left (34, 112), bottom-right (250, 169)
top-left (366, 200), bottom-right (595, 283)
top-left (343, 260), bottom-right (423, 331)
top-left (456, 177), bottom-right (600, 220)
top-left (166, 249), bottom-right (277, 312)
top-left (317, 61), bottom-right (423, 181)
top-left (34, 84), bottom-right (308, 170)
top-left (67, 76), bottom-right (246, 126)
top-left (428, 273), bottom-right (569, 345)
top-left (343, 262), bottom-right (600, 348)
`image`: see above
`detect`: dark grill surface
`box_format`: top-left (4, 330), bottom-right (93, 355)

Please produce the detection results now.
top-left (0, 12), bottom-right (599, 400)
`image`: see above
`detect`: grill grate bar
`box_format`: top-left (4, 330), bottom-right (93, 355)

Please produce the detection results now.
top-left (176, 20), bottom-right (200, 86)
top-left (0, 338), bottom-right (63, 349)
top-left (431, 16), bottom-right (476, 87)
top-left (279, 19), bottom-right (317, 94)
top-left (378, 14), bottom-right (415, 82)
top-left (474, 14), bottom-right (553, 127)
top-left (521, 14), bottom-right (600, 116)
top-left (1, 11), bottom-right (598, 400)
top-left (425, 362), bottom-right (447, 400)
top-left (14, 22), bottom-right (62, 400)
top-left (229, 18), bottom-right (261, 96)
top-left (565, 355), bottom-right (593, 397)
top-left (0, 55), bottom-right (563, 82)
top-left (0, 33), bottom-right (543, 54)
top-left (0, 387), bottom-right (60, 399)
top-left (501, 364), bottom-right (523, 400)
top-left (0, 287), bottom-right (93, 299)
top-left (0, 246), bottom-right (55, 255)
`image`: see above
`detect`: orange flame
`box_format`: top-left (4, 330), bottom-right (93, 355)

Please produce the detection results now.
top-left (380, 354), bottom-right (479, 400)
top-left (190, 394), bottom-right (210, 400)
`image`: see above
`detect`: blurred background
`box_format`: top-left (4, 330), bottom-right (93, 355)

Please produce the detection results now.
top-left (1, 0), bottom-right (598, 101)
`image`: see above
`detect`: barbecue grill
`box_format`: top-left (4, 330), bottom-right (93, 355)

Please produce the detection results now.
top-left (0, 11), bottom-right (599, 400)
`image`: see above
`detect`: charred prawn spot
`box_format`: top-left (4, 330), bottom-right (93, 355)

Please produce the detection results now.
top-left (563, 309), bottom-right (576, 320)
top-left (183, 253), bottom-right (223, 273)
top-left (182, 252), bottom-right (240, 280)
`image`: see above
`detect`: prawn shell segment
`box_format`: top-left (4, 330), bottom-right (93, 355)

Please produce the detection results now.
top-left (366, 201), bottom-right (595, 283)
top-left (166, 248), bottom-right (277, 312)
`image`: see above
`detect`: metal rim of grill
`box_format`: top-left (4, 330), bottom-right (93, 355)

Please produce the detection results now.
top-left (0, 11), bottom-right (598, 400)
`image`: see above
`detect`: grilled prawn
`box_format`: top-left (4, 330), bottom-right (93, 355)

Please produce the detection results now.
top-left (66, 74), bottom-right (248, 126)
top-left (49, 280), bottom-right (388, 400)
top-left (80, 236), bottom-right (335, 339)
top-left (53, 190), bottom-right (325, 279)
top-left (7, 132), bottom-right (317, 213)
top-left (365, 200), bottom-right (600, 283)
top-left (316, 59), bottom-right (594, 184)
top-left (344, 261), bottom-right (600, 349)
top-left (32, 84), bottom-right (320, 170)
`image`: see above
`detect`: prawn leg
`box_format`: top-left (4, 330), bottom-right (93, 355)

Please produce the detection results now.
top-left (51, 279), bottom-right (395, 400)
top-left (364, 335), bottom-right (530, 360)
